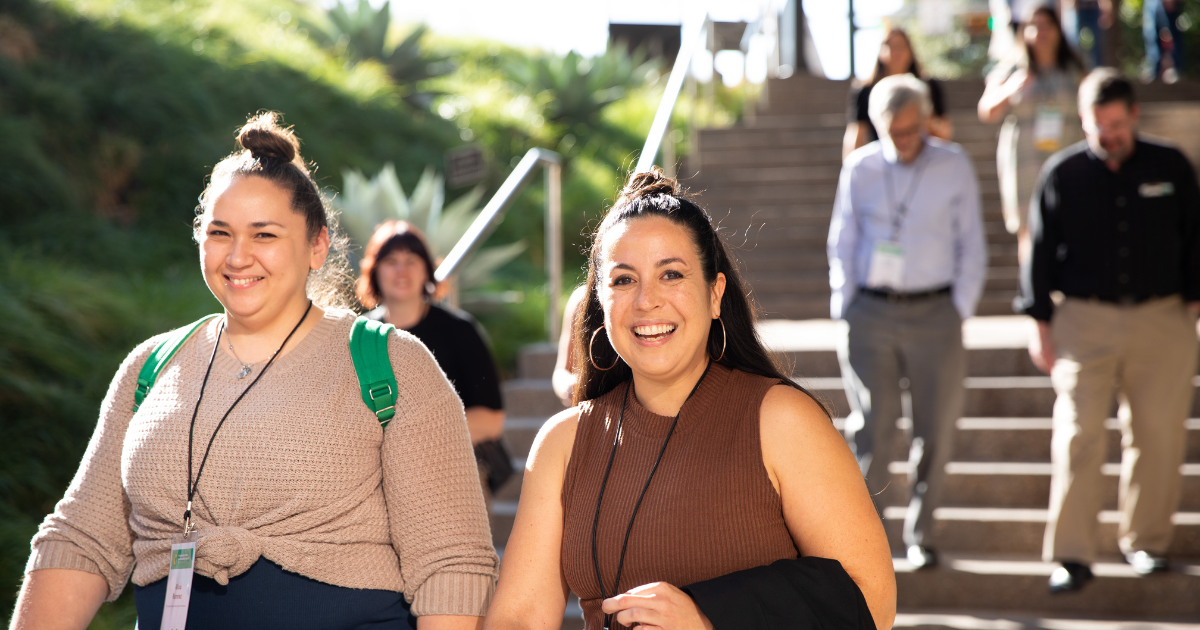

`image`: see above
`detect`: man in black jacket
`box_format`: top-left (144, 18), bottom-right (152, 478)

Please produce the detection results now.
top-left (1016, 68), bottom-right (1200, 593)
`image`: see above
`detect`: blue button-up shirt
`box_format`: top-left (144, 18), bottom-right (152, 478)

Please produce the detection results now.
top-left (827, 138), bottom-right (988, 320)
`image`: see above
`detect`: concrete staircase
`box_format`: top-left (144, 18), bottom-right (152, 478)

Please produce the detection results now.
top-left (684, 75), bottom-right (1019, 320)
top-left (762, 317), bottom-right (1200, 624)
top-left (685, 75), bottom-right (1200, 323)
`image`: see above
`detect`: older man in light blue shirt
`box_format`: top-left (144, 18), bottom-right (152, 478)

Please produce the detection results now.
top-left (827, 73), bottom-right (987, 571)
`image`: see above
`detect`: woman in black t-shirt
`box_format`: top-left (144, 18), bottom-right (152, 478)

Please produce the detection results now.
top-left (357, 221), bottom-right (511, 492)
top-left (844, 27), bottom-right (953, 160)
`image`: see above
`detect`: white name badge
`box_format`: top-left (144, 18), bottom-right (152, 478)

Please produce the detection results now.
top-left (1139, 182), bottom-right (1176, 198)
top-left (866, 241), bottom-right (905, 288)
top-left (1033, 108), bottom-right (1065, 152)
top-left (161, 533), bottom-right (197, 630)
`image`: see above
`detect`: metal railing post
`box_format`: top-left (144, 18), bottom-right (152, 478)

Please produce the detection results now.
top-left (662, 125), bottom-right (676, 179)
top-left (546, 161), bottom-right (562, 341)
top-left (635, 10), bottom-right (708, 174)
top-left (435, 147), bottom-right (563, 342)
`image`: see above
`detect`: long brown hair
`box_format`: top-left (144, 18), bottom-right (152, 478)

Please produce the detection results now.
top-left (1009, 6), bottom-right (1084, 76)
top-left (571, 168), bottom-right (828, 418)
top-left (867, 27), bottom-right (923, 85)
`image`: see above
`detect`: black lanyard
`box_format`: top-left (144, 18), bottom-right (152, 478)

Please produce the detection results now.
top-left (882, 148), bottom-right (930, 241)
top-left (591, 361), bottom-right (712, 630)
top-left (182, 302), bottom-right (312, 534)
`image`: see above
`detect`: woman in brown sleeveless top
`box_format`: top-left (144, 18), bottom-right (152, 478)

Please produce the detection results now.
top-left (485, 170), bottom-right (895, 630)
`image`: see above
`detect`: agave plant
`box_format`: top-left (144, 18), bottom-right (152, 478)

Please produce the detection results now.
top-left (505, 47), bottom-right (659, 131)
top-left (305, 0), bottom-right (453, 109)
top-left (334, 164), bottom-right (525, 293)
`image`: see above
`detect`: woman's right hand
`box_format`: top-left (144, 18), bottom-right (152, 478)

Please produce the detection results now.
top-left (10, 569), bottom-right (108, 630)
top-left (601, 582), bottom-right (714, 630)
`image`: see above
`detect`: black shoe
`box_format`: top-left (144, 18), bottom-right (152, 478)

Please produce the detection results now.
top-left (1048, 561), bottom-right (1093, 594)
top-left (906, 545), bottom-right (938, 570)
top-left (1125, 550), bottom-right (1168, 575)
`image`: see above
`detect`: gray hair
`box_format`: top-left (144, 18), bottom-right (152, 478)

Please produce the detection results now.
top-left (868, 73), bottom-right (932, 135)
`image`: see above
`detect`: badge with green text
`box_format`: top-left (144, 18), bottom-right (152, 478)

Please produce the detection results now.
top-left (161, 532), bottom-right (198, 630)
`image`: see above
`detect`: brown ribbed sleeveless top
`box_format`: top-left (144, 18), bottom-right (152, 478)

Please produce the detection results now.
top-left (560, 363), bottom-right (799, 629)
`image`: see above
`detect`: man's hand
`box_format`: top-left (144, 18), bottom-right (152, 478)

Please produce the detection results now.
top-left (601, 582), bottom-right (713, 630)
top-left (1029, 319), bottom-right (1056, 374)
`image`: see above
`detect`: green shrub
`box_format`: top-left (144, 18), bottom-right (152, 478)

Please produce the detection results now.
top-left (0, 0), bottom-right (461, 275)
top-left (0, 250), bottom-right (219, 623)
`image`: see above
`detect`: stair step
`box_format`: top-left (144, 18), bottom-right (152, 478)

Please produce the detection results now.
top-left (502, 379), bottom-right (567, 418)
top-left (894, 610), bottom-right (1200, 629)
top-left (892, 553), bottom-right (1200, 618)
top-left (698, 164), bottom-right (844, 184)
top-left (881, 506), bottom-right (1200, 556)
top-left (864, 417), bottom-right (1200, 465)
top-left (748, 295), bottom-right (1019, 321)
top-left (697, 147), bottom-right (844, 167)
top-left (805, 375), bottom-right (1200, 419)
top-left (880, 461), bottom-right (1200, 510)
top-left (947, 417), bottom-right (1200, 462)
top-left (500, 416), bottom-right (548, 459)
top-left (518, 342), bottom-right (557, 380)
top-left (490, 500), bottom-right (519, 548)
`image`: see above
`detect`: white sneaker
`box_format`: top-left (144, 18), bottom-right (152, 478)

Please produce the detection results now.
top-left (906, 544), bottom-right (937, 569)
top-left (1126, 550), bottom-right (1168, 575)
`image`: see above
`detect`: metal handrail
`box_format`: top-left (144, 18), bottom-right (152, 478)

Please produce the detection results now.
top-left (434, 148), bottom-right (563, 340)
top-left (635, 11), bottom-right (708, 174)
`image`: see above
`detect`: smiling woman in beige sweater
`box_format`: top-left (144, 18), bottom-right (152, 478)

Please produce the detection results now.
top-left (10, 113), bottom-right (497, 630)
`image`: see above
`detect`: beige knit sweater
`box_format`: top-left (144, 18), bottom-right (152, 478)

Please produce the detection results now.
top-left (26, 309), bottom-right (498, 616)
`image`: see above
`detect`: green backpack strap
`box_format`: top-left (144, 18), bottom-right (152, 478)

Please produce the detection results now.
top-left (349, 316), bottom-right (398, 428)
top-left (133, 314), bottom-right (222, 412)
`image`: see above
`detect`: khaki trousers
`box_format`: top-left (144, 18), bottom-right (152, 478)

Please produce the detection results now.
top-left (1044, 296), bottom-right (1198, 562)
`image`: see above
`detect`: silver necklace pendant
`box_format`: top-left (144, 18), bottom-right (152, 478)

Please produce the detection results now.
top-left (236, 365), bottom-right (252, 379)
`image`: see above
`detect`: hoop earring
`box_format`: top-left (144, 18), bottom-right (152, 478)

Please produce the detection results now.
top-left (713, 317), bottom-right (726, 362)
top-left (589, 326), bottom-right (620, 371)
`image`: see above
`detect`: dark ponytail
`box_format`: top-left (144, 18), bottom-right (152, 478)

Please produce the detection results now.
top-left (572, 168), bottom-right (829, 418)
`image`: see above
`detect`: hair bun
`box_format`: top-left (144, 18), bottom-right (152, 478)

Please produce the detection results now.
top-left (620, 167), bottom-right (683, 200)
top-left (236, 111), bottom-right (301, 164)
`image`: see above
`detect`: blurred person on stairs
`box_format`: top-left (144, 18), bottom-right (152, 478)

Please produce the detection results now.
top-left (829, 74), bottom-right (988, 572)
top-left (1018, 68), bottom-right (1200, 593)
top-left (359, 220), bottom-right (512, 501)
top-left (843, 27), bottom-right (954, 161)
top-left (979, 3), bottom-right (1086, 266)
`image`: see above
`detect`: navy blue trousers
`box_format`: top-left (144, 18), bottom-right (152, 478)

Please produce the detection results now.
top-left (134, 558), bottom-right (416, 630)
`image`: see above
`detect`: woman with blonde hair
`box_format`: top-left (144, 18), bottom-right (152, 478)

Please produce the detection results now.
top-left (11, 112), bottom-right (496, 630)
